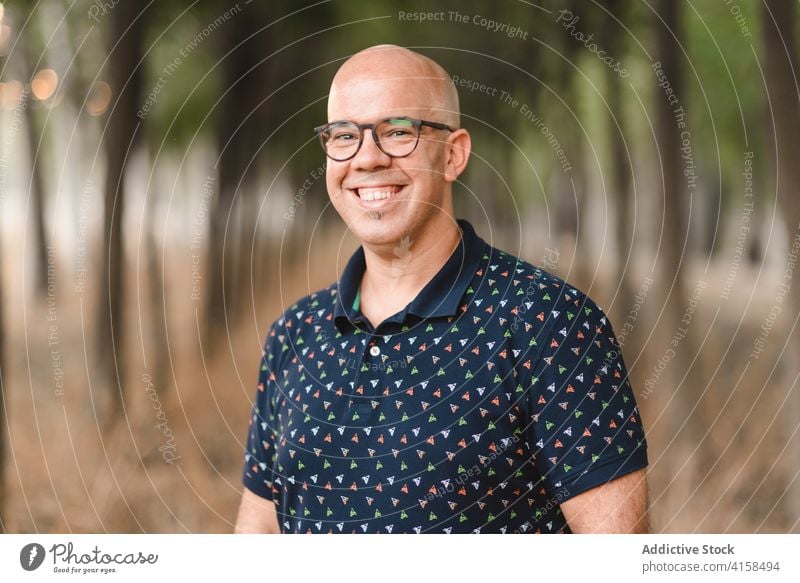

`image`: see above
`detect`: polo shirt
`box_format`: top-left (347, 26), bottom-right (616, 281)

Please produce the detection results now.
top-left (243, 218), bottom-right (648, 533)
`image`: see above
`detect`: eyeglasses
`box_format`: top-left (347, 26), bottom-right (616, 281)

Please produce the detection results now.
top-left (314, 116), bottom-right (457, 162)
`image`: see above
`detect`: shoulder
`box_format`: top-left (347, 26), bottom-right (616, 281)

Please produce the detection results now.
top-left (484, 244), bottom-right (606, 331)
top-left (261, 282), bottom-right (339, 358)
top-left (278, 282), bottom-right (339, 327)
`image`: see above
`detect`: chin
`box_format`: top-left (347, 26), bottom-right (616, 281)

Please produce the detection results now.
top-left (348, 218), bottom-right (408, 247)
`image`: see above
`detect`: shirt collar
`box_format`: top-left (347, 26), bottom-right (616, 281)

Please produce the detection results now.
top-left (333, 218), bottom-right (487, 331)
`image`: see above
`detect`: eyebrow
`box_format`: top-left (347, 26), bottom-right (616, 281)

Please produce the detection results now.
top-left (325, 117), bottom-right (417, 125)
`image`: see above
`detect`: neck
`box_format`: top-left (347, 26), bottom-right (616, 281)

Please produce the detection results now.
top-left (358, 214), bottom-right (462, 326)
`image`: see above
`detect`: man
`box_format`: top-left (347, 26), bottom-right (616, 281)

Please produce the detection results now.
top-left (235, 45), bottom-right (648, 534)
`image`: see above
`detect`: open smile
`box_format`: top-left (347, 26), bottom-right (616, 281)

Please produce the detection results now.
top-left (348, 184), bottom-right (406, 207)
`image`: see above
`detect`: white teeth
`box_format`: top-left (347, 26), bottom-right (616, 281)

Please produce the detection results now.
top-left (361, 190), bottom-right (390, 201)
top-left (358, 188), bottom-right (397, 201)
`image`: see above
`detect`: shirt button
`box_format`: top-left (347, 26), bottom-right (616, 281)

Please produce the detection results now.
top-left (369, 345), bottom-right (381, 357)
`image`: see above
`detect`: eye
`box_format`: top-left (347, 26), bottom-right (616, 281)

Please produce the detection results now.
top-left (380, 119), bottom-right (417, 140)
top-left (331, 131), bottom-right (357, 142)
top-left (326, 122), bottom-right (360, 143)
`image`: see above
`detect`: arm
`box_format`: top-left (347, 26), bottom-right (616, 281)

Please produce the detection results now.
top-left (560, 468), bottom-right (649, 533)
top-left (234, 488), bottom-right (281, 534)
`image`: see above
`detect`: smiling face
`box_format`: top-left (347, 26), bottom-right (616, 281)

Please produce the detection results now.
top-left (324, 46), bottom-right (469, 248)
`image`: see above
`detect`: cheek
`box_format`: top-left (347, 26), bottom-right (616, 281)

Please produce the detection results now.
top-left (414, 148), bottom-right (446, 183)
top-left (326, 167), bottom-right (343, 195)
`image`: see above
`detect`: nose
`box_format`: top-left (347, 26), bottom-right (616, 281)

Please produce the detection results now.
top-left (349, 128), bottom-right (392, 171)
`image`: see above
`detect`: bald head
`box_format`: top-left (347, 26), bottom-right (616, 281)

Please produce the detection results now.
top-left (328, 45), bottom-right (460, 128)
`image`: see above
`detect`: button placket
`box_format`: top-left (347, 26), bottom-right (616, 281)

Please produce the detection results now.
top-left (346, 333), bottom-right (378, 412)
top-left (357, 333), bottom-right (393, 415)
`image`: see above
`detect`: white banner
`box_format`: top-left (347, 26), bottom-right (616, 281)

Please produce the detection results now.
top-left (0, 534), bottom-right (797, 582)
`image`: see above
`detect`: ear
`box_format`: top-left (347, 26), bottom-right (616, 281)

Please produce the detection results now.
top-left (443, 129), bottom-right (471, 183)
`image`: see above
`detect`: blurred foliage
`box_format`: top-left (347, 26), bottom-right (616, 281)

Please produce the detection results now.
top-left (0, 0), bottom-right (793, 229)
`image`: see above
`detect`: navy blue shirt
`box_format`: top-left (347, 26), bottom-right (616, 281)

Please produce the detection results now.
top-left (243, 219), bottom-right (648, 533)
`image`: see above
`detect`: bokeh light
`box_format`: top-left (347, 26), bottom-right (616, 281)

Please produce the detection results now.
top-left (86, 81), bottom-right (112, 116)
top-left (30, 68), bottom-right (58, 101)
top-left (0, 79), bottom-right (23, 109)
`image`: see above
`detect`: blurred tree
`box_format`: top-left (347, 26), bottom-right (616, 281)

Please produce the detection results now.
top-left (684, 0), bottom-right (762, 262)
top-left (0, 258), bottom-right (4, 531)
top-left (144, 145), bottom-right (170, 397)
top-left (600, 0), bottom-right (636, 327)
top-left (138, 1), bottom-right (219, 396)
top-left (552, 0), bottom-right (585, 263)
top-left (204, 1), bottom-right (270, 349)
top-left (95, 1), bottom-right (149, 424)
top-left (0, 3), bottom-right (17, 530)
top-left (652, 0), bottom-right (699, 441)
top-left (20, 27), bottom-right (50, 299)
top-left (0, 3), bottom-right (51, 299)
top-left (0, 204), bottom-right (4, 531)
top-left (762, 1), bottom-right (800, 285)
top-left (762, 0), bottom-right (800, 531)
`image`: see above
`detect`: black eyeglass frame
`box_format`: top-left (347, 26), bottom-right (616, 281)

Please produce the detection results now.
top-left (313, 116), bottom-right (458, 161)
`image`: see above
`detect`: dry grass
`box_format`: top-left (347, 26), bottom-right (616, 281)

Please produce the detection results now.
top-left (2, 227), bottom-right (797, 533)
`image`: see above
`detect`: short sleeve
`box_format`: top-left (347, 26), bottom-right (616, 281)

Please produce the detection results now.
top-left (528, 292), bottom-right (648, 500)
top-left (242, 323), bottom-right (283, 501)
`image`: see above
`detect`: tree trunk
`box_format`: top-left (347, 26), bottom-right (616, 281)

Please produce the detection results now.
top-left (652, 0), bottom-right (698, 440)
top-left (95, 2), bottom-right (147, 425)
top-left (22, 101), bottom-right (49, 298)
top-left (146, 149), bottom-right (170, 397)
top-left (602, 0), bottom-right (635, 326)
top-left (762, 0), bottom-right (800, 532)
top-left (0, 227), bottom-right (6, 531)
top-left (17, 16), bottom-right (49, 298)
top-left (205, 5), bottom-right (267, 351)
top-left (552, 0), bottom-right (586, 285)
